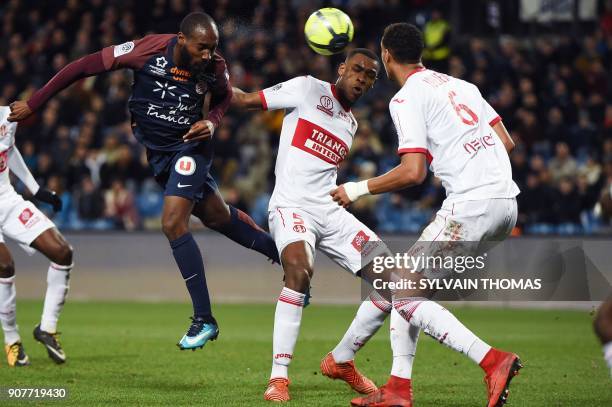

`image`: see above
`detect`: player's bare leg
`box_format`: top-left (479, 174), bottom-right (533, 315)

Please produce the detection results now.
top-left (28, 228), bottom-right (73, 363)
top-left (192, 189), bottom-right (279, 263)
top-left (0, 243), bottom-right (28, 367)
top-left (162, 196), bottom-right (219, 350)
top-left (264, 241), bottom-right (312, 402)
top-left (594, 299), bottom-right (612, 377)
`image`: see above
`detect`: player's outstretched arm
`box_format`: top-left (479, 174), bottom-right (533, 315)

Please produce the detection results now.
top-left (331, 153), bottom-right (427, 207)
top-left (231, 87), bottom-right (264, 110)
top-left (491, 121), bottom-right (515, 154)
top-left (8, 51), bottom-right (109, 122)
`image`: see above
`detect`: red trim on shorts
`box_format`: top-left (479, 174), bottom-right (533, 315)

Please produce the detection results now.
top-left (276, 208), bottom-right (285, 227)
top-left (398, 147), bottom-right (433, 164)
top-left (258, 90), bottom-right (268, 110)
top-left (489, 116), bottom-right (502, 126)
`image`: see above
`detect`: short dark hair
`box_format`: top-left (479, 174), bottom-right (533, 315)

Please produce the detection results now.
top-left (381, 23), bottom-right (424, 64)
top-left (180, 12), bottom-right (216, 37)
top-left (346, 48), bottom-right (380, 65)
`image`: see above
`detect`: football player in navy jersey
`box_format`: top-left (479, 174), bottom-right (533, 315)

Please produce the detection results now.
top-left (8, 12), bottom-right (279, 351)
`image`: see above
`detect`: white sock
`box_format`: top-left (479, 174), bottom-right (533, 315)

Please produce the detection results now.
top-left (270, 287), bottom-right (306, 379)
top-left (394, 298), bottom-right (491, 364)
top-left (604, 342), bottom-right (612, 378)
top-left (0, 276), bottom-right (20, 345)
top-left (331, 293), bottom-right (390, 363)
top-left (40, 263), bottom-right (72, 333)
top-left (390, 308), bottom-right (419, 379)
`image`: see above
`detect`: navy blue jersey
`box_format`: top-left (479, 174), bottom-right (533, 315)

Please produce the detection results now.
top-left (101, 34), bottom-right (231, 151)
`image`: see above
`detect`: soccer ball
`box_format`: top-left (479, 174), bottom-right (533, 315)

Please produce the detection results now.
top-left (304, 8), bottom-right (354, 56)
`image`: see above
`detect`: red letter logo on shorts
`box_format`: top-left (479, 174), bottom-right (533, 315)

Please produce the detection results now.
top-left (292, 213), bottom-right (306, 233)
top-left (175, 156), bottom-right (196, 175)
top-left (351, 231), bottom-right (370, 252)
top-left (19, 208), bottom-right (33, 225)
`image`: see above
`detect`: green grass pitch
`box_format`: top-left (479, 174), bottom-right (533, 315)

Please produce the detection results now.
top-left (0, 302), bottom-right (610, 406)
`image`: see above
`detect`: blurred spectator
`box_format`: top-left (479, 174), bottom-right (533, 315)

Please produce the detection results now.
top-left (422, 9), bottom-right (451, 73)
top-left (76, 175), bottom-right (105, 221)
top-left (104, 179), bottom-right (140, 231)
top-left (548, 142), bottom-right (578, 184)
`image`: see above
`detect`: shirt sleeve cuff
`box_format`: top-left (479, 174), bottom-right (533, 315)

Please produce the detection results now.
top-left (258, 90), bottom-right (268, 111)
top-left (398, 147), bottom-right (433, 164)
top-left (489, 116), bottom-right (502, 126)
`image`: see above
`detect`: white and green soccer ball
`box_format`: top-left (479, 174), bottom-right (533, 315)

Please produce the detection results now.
top-left (304, 8), bottom-right (354, 56)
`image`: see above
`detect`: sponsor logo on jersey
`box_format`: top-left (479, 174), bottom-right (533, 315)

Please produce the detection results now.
top-left (271, 83), bottom-right (283, 91)
top-left (0, 151), bottom-right (7, 172)
top-left (148, 64), bottom-right (166, 76)
top-left (155, 56), bottom-right (168, 68)
top-left (175, 156), bottom-right (196, 175)
top-left (113, 41), bottom-right (134, 57)
top-left (317, 95), bottom-right (334, 117)
top-left (463, 133), bottom-right (496, 156)
top-left (392, 98), bottom-right (405, 103)
top-left (171, 66), bottom-right (191, 83)
top-left (351, 230), bottom-right (370, 252)
top-left (291, 118), bottom-right (348, 166)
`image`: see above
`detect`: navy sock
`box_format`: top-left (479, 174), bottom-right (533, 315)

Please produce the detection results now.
top-left (215, 206), bottom-right (280, 263)
top-left (170, 233), bottom-right (213, 321)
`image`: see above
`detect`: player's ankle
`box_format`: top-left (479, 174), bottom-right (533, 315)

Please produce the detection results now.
top-left (478, 348), bottom-right (503, 374)
top-left (387, 375), bottom-right (412, 399)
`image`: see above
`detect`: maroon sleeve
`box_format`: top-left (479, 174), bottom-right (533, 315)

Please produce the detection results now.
top-left (27, 52), bottom-right (106, 111)
top-left (27, 34), bottom-right (175, 112)
top-left (100, 34), bottom-right (175, 70)
top-left (206, 52), bottom-right (232, 129)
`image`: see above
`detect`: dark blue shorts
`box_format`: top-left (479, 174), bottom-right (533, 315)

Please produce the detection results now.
top-left (146, 141), bottom-right (218, 203)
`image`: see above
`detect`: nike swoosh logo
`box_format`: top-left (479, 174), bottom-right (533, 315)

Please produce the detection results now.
top-left (183, 328), bottom-right (215, 345)
top-left (177, 183), bottom-right (192, 188)
top-left (45, 345), bottom-right (66, 361)
top-left (17, 355), bottom-right (29, 364)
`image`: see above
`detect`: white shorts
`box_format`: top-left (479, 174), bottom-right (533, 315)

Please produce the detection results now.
top-left (269, 205), bottom-right (387, 274)
top-left (0, 191), bottom-right (55, 255)
top-left (412, 198), bottom-right (517, 279)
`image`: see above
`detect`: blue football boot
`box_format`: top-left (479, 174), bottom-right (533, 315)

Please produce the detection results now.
top-left (177, 316), bottom-right (219, 351)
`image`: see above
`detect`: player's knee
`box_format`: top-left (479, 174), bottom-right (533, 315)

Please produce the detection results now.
top-left (53, 242), bottom-right (73, 266)
top-left (161, 216), bottom-right (188, 241)
top-left (282, 259), bottom-right (313, 293)
top-left (0, 260), bottom-right (15, 278)
top-left (201, 206), bottom-right (231, 230)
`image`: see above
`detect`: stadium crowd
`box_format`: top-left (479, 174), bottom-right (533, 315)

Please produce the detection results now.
top-left (0, 0), bottom-right (610, 234)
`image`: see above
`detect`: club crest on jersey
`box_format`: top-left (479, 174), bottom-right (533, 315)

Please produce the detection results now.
top-left (317, 95), bottom-right (334, 117)
top-left (175, 156), bottom-right (196, 175)
top-left (195, 82), bottom-right (207, 95)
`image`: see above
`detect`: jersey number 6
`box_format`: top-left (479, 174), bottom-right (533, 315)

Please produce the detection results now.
top-left (448, 91), bottom-right (479, 126)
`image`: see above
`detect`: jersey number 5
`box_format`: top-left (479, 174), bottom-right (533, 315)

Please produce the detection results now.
top-left (448, 91), bottom-right (478, 126)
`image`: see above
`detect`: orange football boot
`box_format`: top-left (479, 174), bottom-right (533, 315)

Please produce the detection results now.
top-left (264, 377), bottom-right (290, 402)
top-left (481, 349), bottom-right (523, 407)
top-left (320, 352), bottom-right (378, 394)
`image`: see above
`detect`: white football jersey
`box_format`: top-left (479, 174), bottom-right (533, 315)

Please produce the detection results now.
top-left (0, 107), bottom-right (17, 196)
top-left (260, 76), bottom-right (358, 209)
top-left (390, 68), bottom-right (519, 203)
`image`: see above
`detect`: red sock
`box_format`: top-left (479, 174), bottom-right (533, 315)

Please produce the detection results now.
top-left (386, 375), bottom-right (412, 400)
top-left (479, 348), bottom-right (504, 375)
